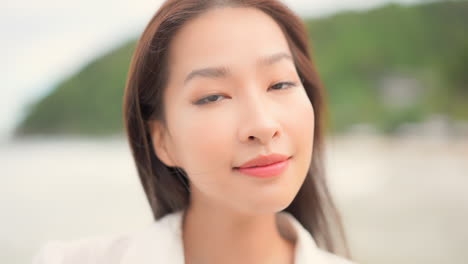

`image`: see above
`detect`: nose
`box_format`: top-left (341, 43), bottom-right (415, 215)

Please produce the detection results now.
top-left (237, 95), bottom-right (281, 145)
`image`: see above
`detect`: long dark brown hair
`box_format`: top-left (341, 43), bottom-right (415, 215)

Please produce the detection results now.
top-left (123, 0), bottom-right (351, 259)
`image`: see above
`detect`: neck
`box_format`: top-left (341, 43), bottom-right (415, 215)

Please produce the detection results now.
top-left (181, 199), bottom-right (295, 264)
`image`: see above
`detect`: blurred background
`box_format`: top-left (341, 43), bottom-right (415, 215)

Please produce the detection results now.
top-left (2, 0), bottom-right (467, 263)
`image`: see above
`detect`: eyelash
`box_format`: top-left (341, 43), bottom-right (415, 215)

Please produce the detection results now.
top-left (194, 81), bottom-right (297, 105)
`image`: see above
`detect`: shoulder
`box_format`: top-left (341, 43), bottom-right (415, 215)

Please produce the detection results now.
top-left (31, 212), bottom-right (184, 264)
top-left (317, 249), bottom-right (358, 264)
top-left (32, 233), bottom-right (132, 264)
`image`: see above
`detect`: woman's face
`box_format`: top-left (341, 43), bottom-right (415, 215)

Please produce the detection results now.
top-left (150, 7), bottom-right (315, 214)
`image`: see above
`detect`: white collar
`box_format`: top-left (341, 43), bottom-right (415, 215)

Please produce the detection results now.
top-left (121, 210), bottom-right (331, 264)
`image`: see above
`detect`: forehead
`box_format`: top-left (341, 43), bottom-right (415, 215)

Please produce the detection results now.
top-left (167, 7), bottom-right (292, 81)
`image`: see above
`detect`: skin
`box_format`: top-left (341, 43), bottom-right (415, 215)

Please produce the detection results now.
top-left (149, 6), bottom-right (315, 264)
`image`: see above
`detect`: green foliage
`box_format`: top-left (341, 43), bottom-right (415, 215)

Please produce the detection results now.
top-left (306, 0), bottom-right (468, 133)
top-left (14, 0), bottom-right (468, 137)
top-left (15, 41), bottom-right (136, 136)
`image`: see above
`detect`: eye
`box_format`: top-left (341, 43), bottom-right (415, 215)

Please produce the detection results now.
top-left (194, 94), bottom-right (227, 105)
top-left (268, 81), bottom-right (297, 91)
top-left (193, 81), bottom-right (297, 106)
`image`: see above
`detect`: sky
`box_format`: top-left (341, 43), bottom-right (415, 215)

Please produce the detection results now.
top-left (2, 0), bottom-right (426, 142)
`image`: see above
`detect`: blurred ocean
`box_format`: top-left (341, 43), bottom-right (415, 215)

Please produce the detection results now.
top-left (1, 135), bottom-right (467, 264)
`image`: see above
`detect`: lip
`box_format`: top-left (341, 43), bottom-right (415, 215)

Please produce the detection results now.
top-left (233, 156), bottom-right (291, 178)
top-left (234, 153), bottom-right (291, 169)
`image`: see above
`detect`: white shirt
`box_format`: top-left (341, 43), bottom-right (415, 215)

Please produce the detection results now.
top-left (32, 210), bottom-right (356, 264)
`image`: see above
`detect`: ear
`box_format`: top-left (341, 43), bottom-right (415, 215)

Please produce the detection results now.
top-left (148, 120), bottom-right (177, 167)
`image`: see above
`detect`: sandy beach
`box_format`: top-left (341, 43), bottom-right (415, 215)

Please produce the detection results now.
top-left (1, 135), bottom-right (467, 264)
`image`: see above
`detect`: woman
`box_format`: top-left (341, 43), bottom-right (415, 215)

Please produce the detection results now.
top-left (33, 0), bottom-right (356, 263)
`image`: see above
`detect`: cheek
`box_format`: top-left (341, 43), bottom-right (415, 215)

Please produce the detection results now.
top-left (287, 90), bottom-right (315, 173)
top-left (174, 109), bottom-right (235, 179)
top-left (300, 96), bottom-right (315, 150)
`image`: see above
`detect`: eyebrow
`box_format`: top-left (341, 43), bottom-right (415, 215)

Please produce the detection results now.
top-left (183, 52), bottom-right (293, 86)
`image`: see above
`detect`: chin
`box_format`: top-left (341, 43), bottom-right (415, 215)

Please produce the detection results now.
top-left (241, 193), bottom-right (296, 214)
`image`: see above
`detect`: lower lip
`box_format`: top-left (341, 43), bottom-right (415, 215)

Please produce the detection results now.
top-left (234, 157), bottom-right (291, 178)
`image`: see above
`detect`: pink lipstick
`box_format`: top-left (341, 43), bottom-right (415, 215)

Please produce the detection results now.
top-left (233, 155), bottom-right (291, 178)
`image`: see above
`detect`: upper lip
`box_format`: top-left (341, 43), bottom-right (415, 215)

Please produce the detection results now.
top-left (234, 153), bottom-right (291, 169)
